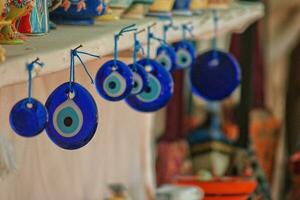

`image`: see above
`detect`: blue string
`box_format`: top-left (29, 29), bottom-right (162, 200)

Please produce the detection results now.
top-left (114, 24), bottom-right (137, 67)
top-left (68, 47), bottom-right (99, 91)
top-left (133, 32), bottom-right (145, 69)
top-left (212, 9), bottom-right (219, 62)
top-left (26, 58), bottom-right (44, 102)
top-left (69, 50), bottom-right (75, 92)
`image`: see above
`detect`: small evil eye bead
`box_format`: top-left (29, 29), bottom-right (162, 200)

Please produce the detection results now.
top-left (95, 60), bottom-right (133, 101)
top-left (173, 40), bottom-right (197, 70)
top-left (190, 50), bottom-right (241, 101)
top-left (126, 58), bottom-right (174, 112)
top-left (128, 63), bottom-right (149, 95)
top-left (45, 82), bottom-right (98, 150)
top-left (156, 45), bottom-right (177, 72)
top-left (9, 98), bottom-right (48, 137)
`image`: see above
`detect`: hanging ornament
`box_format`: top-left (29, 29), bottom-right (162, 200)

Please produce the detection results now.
top-left (10, 58), bottom-right (48, 137)
top-left (45, 45), bottom-right (100, 150)
top-left (155, 20), bottom-right (177, 72)
top-left (173, 22), bottom-right (197, 70)
top-left (126, 23), bottom-right (174, 112)
top-left (190, 10), bottom-right (240, 101)
top-left (127, 28), bottom-right (148, 95)
top-left (95, 24), bottom-right (136, 101)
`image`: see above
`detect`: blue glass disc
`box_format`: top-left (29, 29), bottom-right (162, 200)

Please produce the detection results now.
top-left (45, 82), bottom-right (98, 150)
top-left (173, 40), bottom-right (197, 70)
top-left (126, 58), bottom-right (174, 112)
top-left (9, 98), bottom-right (48, 137)
top-left (95, 60), bottom-right (133, 101)
top-left (128, 63), bottom-right (149, 95)
top-left (190, 50), bottom-right (241, 101)
top-left (156, 45), bottom-right (177, 72)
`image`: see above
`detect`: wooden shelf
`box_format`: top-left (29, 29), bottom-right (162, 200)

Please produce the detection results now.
top-left (0, 2), bottom-right (264, 88)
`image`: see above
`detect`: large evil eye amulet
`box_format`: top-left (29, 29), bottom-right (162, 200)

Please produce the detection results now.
top-left (126, 58), bottom-right (174, 112)
top-left (190, 50), bottom-right (241, 101)
top-left (173, 40), bottom-right (196, 70)
top-left (156, 45), bottom-right (177, 72)
top-left (45, 82), bottom-right (98, 150)
top-left (128, 63), bottom-right (148, 95)
top-left (95, 60), bottom-right (134, 101)
top-left (10, 98), bottom-right (48, 137)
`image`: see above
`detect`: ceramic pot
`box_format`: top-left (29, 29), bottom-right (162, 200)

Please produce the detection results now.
top-left (16, 0), bottom-right (49, 35)
top-left (50, 0), bottom-right (107, 25)
top-left (0, 0), bottom-right (33, 44)
top-left (148, 0), bottom-right (175, 17)
top-left (122, 0), bottom-right (153, 19)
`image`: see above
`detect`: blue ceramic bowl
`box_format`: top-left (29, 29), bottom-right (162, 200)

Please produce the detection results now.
top-left (50, 0), bottom-right (107, 25)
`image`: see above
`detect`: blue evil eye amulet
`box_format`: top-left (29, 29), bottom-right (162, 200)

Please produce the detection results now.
top-left (45, 82), bottom-right (98, 150)
top-left (190, 50), bottom-right (241, 101)
top-left (126, 58), bottom-right (174, 112)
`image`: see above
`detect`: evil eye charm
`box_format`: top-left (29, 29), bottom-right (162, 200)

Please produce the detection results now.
top-left (128, 63), bottom-right (149, 95)
top-left (173, 40), bottom-right (197, 70)
top-left (95, 60), bottom-right (133, 101)
top-left (190, 50), bottom-right (241, 101)
top-left (126, 59), bottom-right (174, 112)
top-left (9, 98), bottom-right (48, 137)
top-left (45, 82), bottom-right (98, 150)
top-left (156, 45), bottom-right (177, 72)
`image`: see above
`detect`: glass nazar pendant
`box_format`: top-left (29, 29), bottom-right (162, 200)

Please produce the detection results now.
top-left (46, 45), bottom-right (99, 150)
top-left (190, 10), bottom-right (240, 101)
top-left (126, 23), bottom-right (174, 112)
top-left (155, 20), bottom-right (177, 72)
top-left (128, 29), bottom-right (148, 95)
top-left (173, 23), bottom-right (197, 70)
top-left (10, 58), bottom-right (48, 137)
top-left (95, 24), bottom-right (136, 101)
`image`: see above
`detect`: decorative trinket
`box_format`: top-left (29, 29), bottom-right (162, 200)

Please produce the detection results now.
top-left (173, 23), bottom-right (196, 70)
top-left (45, 45), bottom-right (100, 150)
top-left (10, 58), bottom-right (48, 137)
top-left (0, 0), bottom-right (33, 44)
top-left (95, 24), bottom-right (135, 101)
top-left (155, 20), bottom-right (177, 72)
top-left (190, 10), bottom-right (240, 101)
top-left (126, 23), bottom-right (174, 112)
top-left (127, 29), bottom-right (148, 95)
top-left (16, 0), bottom-right (49, 35)
top-left (122, 0), bottom-right (153, 19)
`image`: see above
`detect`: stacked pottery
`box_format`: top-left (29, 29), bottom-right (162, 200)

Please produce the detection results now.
top-left (50, 0), bottom-right (107, 25)
top-left (106, 0), bottom-right (133, 19)
top-left (0, 0), bottom-right (33, 44)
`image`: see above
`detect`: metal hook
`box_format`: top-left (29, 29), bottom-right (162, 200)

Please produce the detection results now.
top-left (181, 21), bottom-right (194, 39)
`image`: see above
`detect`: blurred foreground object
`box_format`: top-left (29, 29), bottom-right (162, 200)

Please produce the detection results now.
top-left (156, 184), bottom-right (204, 200)
top-left (0, 133), bottom-right (16, 178)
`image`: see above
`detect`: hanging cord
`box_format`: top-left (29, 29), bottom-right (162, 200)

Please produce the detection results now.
top-left (133, 29), bottom-right (146, 69)
top-left (212, 9), bottom-right (219, 64)
top-left (27, 58), bottom-right (44, 102)
top-left (114, 24), bottom-right (137, 67)
top-left (181, 22), bottom-right (194, 40)
top-left (162, 19), bottom-right (179, 42)
top-left (68, 45), bottom-right (100, 92)
top-left (146, 22), bottom-right (157, 63)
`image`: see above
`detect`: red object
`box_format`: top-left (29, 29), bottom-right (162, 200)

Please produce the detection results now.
top-left (17, 14), bottom-right (32, 33)
top-left (174, 176), bottom-right (257, 200)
